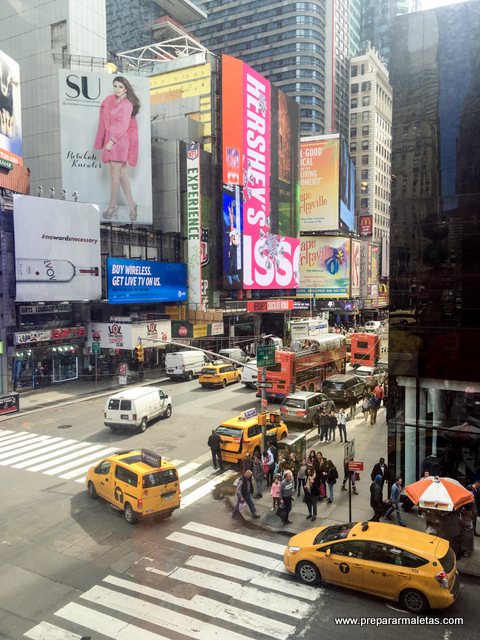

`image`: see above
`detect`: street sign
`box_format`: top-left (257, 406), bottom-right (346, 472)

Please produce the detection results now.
top-left (348, 461), bottom-right (364, 471)
top-left (344, 439), bottom-right (355, 462)
top-left (256, 345), bottom-right (276, 367)
top-left (92, 341), bottom-right (101, 354)
top-left (256, 381), bottom-right (273, 389)
top-left (261, 398), bottom-right (268, 409)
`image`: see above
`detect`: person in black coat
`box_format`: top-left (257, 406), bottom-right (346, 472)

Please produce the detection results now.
top-left (328, 410), bottom-right (337, 442)
top-left (371, 457), bottom-right (389, 492)
top-left (370, 475), bottom-right (384, 521)
top-left (207, 430), bottom-right (224, 470)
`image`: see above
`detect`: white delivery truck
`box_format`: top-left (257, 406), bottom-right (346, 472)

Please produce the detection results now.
top-left (104, 387), bottom-right (172, 432)
top-left (241, 360), bottom-right (259, 389)
top-left (165, 350), bottom-right (210, 380)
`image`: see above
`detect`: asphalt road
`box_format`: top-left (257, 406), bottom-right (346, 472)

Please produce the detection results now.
top-left (0, 380), bottom-right (479, 639)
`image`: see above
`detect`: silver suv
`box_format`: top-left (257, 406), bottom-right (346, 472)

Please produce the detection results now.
top-left (280, 391), bottom-right (336, 429)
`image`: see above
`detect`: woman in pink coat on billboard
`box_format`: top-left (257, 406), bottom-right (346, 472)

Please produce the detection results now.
top-left (94, 76), bottom-right (140, 221)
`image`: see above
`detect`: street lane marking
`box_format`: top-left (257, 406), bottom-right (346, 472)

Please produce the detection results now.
top-left (1, 439), bottom-right (71, 466)
top-left (43, 448), bottom-right (118, 475)
top-left (14, 441), bottom-right (92, 470)
top-left (0, 432), bottom-right (43, 447)
top-left (180, 470), bottom-right (237, 508)
top-left (166, 531), bottom-right (280, 570)
top-left (183, 521), bottom-right (286, 555)
top-left (0, 435), bottom-right (55, 460)
top-left (175, 461), bottom-right (201, 475)
top-left (27, 442), bottom-right (106, 472)
top-left (24, 620), bottom-right (82, 640)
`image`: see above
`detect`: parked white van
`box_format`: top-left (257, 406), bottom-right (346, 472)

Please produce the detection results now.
top-left (165, 350), bottom-right (209, 380)
top-left (104, 387), bottom-right (172, 433)
top-left (241, 360), bottom-right (259, 389)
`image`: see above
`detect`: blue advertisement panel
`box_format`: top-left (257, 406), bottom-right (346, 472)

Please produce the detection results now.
top-left (339, 137), bottom-right (355, 231)
top-left (222, 186), bottom-right (243, 288)
top-left (107, 258), bottom-right (187, 304)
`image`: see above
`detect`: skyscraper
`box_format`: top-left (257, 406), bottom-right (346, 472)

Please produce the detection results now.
top-left (356, 0), bottom-right (409, 66)
top-left (187, 0), bottom-right (351, 137)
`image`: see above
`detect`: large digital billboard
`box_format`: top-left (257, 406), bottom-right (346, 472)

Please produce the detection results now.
top-left (221, 55), bottom-right (300, 290)
top-left (106, 258), bottom-right (187, 304)
top-left (186, 142), bottom-right (202, 307)
top-left (0, 50), bottom-right (22, 167)
top-left (339, 137), bottom-right (355, 230)
top-left (59, 70), bottom-right (152, 225)
top-left (298, 236), bottom-right (351, 298)
top-left (13, 195), bottom-right (101, 302)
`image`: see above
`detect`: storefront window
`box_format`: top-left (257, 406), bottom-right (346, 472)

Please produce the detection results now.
top-left (52, 346), bottom-right (78, 382)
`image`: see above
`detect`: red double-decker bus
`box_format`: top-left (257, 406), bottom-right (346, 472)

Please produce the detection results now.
top-left (262, 334), bottom-right (347, 399)
top-left (350, 333), bottom-right (380, 367)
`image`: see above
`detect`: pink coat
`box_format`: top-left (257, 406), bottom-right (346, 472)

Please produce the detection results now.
top-left (94, 94), bottom-right (138, 167)
top-left (271, 482), bottom-right (280, 498)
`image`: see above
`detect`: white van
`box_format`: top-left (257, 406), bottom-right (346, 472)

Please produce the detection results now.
top-left (104, 387), bottom-right (172, 433)
top-left (241, 360), bottom-right (259, 389)
top-left (165, 350), bottom-right (209, 380)
top-left (364, 320), bottom-right (382, 332)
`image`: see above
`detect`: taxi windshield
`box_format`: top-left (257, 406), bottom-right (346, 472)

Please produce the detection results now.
top-left (216, 426), bottom-right (243, 438)
top-left (313, 523), bottom-right (355, 545)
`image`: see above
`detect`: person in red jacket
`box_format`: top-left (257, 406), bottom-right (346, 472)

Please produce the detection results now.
top-left (94, 76), bottom-right (140, 221)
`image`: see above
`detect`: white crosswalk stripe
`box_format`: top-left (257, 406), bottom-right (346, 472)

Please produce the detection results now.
top-left (23, 521), bottom-right (321, 640)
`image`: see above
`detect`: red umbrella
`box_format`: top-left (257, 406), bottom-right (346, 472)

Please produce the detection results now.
top-left (405, 475), bottom-right (474, 512)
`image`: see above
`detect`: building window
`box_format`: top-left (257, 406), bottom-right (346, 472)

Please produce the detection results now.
top-left (350, 142), bottom-right (357, 152)
top-left (362, 111), bottom-right (369, 122)
top-left (350, 127), bottom-right (357, 138)
top-left (362, 126), bottom-right (369, 136)
top-left (361, 81), bottom-right (371, 92)
top-left (351, 65), bottom-right (358, 77)
top-left (351, 113), bottom-right (357, 124)
top-left (361, 198), bottom-right (368, 208)
top-left (351, 83), bottom-right (359, 94)
top-left (362, 140), bottom-right (369, 150)
top-left (361, 169), bottom-right (368, 180)
top-left (351, 98), bottom-right (357, 108)
top-left (362, 155), bottom-right (368, 165)
top-left (362, 96), bottom-right (370, 107)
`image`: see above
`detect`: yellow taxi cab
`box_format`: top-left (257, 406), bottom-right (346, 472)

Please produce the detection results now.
top-left (215, 409), bottom-right (288, 464)
top-left (199, 363), bottom-right (241, 388)
top-left (284, 521), bottom-right (459, 614)
top-left (86, 449), bottom-right (180, 524)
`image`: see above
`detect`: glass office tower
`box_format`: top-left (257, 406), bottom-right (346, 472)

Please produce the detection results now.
top-left (388, 2), bottom-right (480, 487)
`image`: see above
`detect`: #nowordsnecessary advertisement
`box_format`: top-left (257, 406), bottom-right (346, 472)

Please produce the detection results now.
top-left (13, 195), bottom-right (101, 302)
top-left (58, 70), bottom-right (152, 225)
top-left (106, 258), bottom-right (187, 304)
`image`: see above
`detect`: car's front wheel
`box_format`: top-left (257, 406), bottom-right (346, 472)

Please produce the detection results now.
top-left (296, 560), bottom-right (321, 585)
top-left (400, 588), bottom-right (428, 614)
top-left (88, 481), bottom-right (97, 499)
top-left (164, 405), bottom-right (172, 419)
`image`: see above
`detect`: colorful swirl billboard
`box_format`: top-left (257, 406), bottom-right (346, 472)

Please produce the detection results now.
top-left (221, 55), bottom-right (300, 290)
top-left (298, 236), bottom-right (351, 298)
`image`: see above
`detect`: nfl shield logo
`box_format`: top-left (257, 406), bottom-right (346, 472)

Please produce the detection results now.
top-left (187, 143), bottom-right (199, 160)
top-left (201, 227), bottom-right (209, 266)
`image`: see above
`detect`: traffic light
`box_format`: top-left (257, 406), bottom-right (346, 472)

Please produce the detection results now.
top-left (135, 345), bottom-right (144, 362)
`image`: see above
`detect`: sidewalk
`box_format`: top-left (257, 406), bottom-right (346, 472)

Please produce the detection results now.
top-left (229, 406), bottom-right (480, 579)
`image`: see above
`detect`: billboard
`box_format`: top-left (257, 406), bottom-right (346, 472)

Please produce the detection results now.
top-left (339, 137), bottom-right (355, 230)
top-left (106, 258), bottom-right (187, 304)
top-left (13, 195), bottom-right (101, 302)
top-left (300, 138), bottom-right (339, 232)
top-left (87, 320), bottom-right (171, 350)
top-left (58, 70), bottom-right (152, 225)
top-left (0, 50), bottom-right (22, 167)
top-left (298, 236), bottom-right (351, 298)
top-left (186, 142), bottom-right (202, 306)
top-left (221, 55), bottom-right (300, 290)
top-left (359, 214), bottom-right (372, 235)
top-left (351, 238), bottom-right (361, 297)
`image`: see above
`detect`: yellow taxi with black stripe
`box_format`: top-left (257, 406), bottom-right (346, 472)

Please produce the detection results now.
top-left (284, 521), bottom-right (459, 614)
top-left (215, 409), bottom-right (288, 464)
top-left (86, 449), bottom-right (180, 524)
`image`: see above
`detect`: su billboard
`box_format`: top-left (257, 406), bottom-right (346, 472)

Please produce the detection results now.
top-left (221, 55), bottom-right (300, 290)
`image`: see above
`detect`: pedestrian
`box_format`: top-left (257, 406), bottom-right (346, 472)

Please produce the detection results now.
top-left (271, 474), bottom-right (281, 511)
top-left (340, 459), bottom-right (357, 494)
top-left (263, 449), bottom-right (274, 486)
top-left (348, 393), bottom-right (357, 419)
top-left (274, 453), bottom-right (286, 479)
top-left (384, 477), bottom-right (406, 526)
top-left (289, 452), bottom-right (300, 490)
top-left (318, 410), bottom-right (329, 442)
top-left (232, 470), bottom-right (260, 519)
top-left (240, 452), bottom-right (254, 475)
top-left (279, 470), bottom-right (294, 524)
top-left (307, 449), bottom-right (316, 466)
top-left (328, 410), bottom-right (337, 442)
top-left (207, 429), bottom-right (224, 471)
top-left (466, 480), bottom-right (480, 536)
top-left (304, 467), bottom-right (318, 521)
top-left (325, 460), bottom-right (338, 504)
top-left (374, 383), bottom-right (384, 403)
top-left (252, 455), bottom-right (265, 498)
top-left (383, 375), bottom-right (388, 407)
top-left (361, 397), bottom-right (370, 423)
top-left (337, 408), bottom-right (347, 442)
top-left (368, 393), bottom-right (380, 425)
top-left (370, 475), bottom-right (384, 521)
top-left (370, 457), bottom-right (389, 492)
top-left (267, 440), bottom-right (278, 465)
top-left (297, 458), bottom-right (307, 497)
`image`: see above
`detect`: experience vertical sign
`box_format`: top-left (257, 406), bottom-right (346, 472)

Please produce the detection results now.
top-left (186, 143), bottom-right (202, 309)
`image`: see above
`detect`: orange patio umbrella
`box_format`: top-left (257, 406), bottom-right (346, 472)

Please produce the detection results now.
top-left (404, 475), bottom-right (474, 512)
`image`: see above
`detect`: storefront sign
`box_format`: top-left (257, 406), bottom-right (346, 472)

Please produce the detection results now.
top-left (246, 300), bottom-right (294, 313)
top-left (211, 322), bottom-right (224, 336)
top-left (15, 326), bottom-right (86, 346)
top-left (106, 258), bottom-right (187, 304)
top-left (20, 304), bottom-right (72, 315)
top-left (193, 324), bottom-right (208, 338)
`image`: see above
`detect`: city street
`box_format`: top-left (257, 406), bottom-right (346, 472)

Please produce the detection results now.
top-left (0, 381), bottom-right (478, 639)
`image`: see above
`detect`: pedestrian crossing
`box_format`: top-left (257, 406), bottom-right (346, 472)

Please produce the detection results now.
top-left (0, 428), bottom-right (235, 509)
top-left (24, 520), bottom-right (322, 640)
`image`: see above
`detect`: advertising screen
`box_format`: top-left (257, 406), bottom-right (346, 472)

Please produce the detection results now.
top-left (186, 142), bottom-right (202, 306)
top-left (0, 49), bottom-right (22, 166)
top-left (339, 137), bottom-right (355, 230)
top-left (13, 195), bottom-right (101, 302)
top-left (351, 238), bottom-right (361, 297)
top-left (298, 236), bottom-right (351, 298)
top-left (59, 70), bottom-right (152, 225)
top-left (106, 258), bottom-right (187, 304)
top-left (221, 55), bottom-right (300, 290)
top-left (300, 138), bottom-right (339, 232)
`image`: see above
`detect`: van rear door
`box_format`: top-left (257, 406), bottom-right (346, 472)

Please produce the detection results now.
top-left (142, 467), bottom-right (180, 514)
